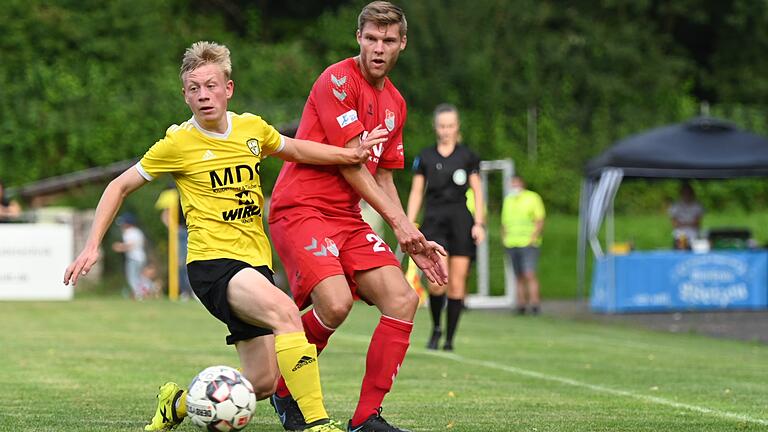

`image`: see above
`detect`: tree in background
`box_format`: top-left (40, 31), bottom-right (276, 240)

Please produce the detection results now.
top-left (2, 0), bottom-right (768, 213)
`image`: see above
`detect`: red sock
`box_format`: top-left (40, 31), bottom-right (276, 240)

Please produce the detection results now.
top-left (350, 315), bottom-right (413, 426)
top-left (275, 309), bottom-right (336, 398)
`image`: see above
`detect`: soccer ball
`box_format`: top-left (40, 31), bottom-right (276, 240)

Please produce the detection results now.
top-left (186, 365), bottom-right (256, 431)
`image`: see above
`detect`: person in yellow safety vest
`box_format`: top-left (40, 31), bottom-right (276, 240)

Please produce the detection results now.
top-left (501, 175), bottom-right (545, 315)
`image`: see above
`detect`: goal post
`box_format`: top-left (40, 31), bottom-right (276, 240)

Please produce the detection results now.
top-left (465, 159), bottom-right (517, 309)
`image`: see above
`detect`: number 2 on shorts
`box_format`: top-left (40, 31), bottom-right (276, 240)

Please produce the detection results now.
top-left (365, 233), bottom-right (391, 252)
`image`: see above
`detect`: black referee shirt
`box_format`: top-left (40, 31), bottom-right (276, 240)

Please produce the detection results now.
top-left (412, 144), bottom-right (480, 208)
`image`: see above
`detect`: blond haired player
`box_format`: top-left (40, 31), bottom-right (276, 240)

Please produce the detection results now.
top-left (63, 41), bottom-right (388, 432)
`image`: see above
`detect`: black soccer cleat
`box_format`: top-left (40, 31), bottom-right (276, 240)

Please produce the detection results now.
top-left (347, 407), bottom-right (411, 432)
top-left (426, 327), bottom-right (441, 350)
top-left (270, 393), bottom-right (307, 431)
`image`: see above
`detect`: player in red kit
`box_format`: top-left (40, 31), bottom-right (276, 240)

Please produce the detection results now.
top-left (268, 2), bottom-right (448, 432)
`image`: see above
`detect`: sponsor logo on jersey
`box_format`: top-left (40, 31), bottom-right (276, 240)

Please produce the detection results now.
top-left (222, 190), bottom-right (261, 222)
top-left (372, 143), bottom-right (384, 158)
top-left (336, 109), bottom-right (358, 128)
top-left (385, 109), bottom-right (396, 131)
top-left (332, 88), bottom-right (347, 101)
top-left (209, 163), bottom-right (261, 189)
top-left (453, 169), bottom-right (468, 186)
top-left (331, 74), bottom-right (347, 87)
top-left (235, 190), bottom-right (255, 206)
top-left (246, 138), bottom-right (261, 157)
top-left (202, 150), bottom-right (216, 160)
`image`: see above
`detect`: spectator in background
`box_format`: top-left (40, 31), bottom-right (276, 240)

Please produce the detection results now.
top-left (669, 181), bottom-right (704, 250)
top-left (112, 213), bottom-right (150, 300)
top-left (501, 175), bottom-right (545, 315)
top-left (155, 185), bottom-right (194, 300)
top-left (406, 103), bottom-right (485, 351)
top-left (0, 180), bottom-right (22, 222)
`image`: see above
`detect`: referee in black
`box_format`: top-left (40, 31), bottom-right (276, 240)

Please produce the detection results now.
top-left (406, 104), bottom-right (485, 351)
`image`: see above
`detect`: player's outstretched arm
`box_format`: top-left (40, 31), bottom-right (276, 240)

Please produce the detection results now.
top-left (277, 125), bottom-right (388, 165)
top-left (63, 168), bottom-right (147, 286)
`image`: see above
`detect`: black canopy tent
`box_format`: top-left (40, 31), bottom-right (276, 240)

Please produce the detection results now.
top-left (577, 117), bottom-right (768, 298)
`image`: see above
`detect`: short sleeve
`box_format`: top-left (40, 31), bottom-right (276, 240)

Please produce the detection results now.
top-left (137, 134), bottom-right (184, 181)
top-left (254, 116), bottom-right (285, 155)
top-left (501, 195), bottom-right (513, 228)
top-left (467, 148), bottom-right (481, 175)
top-left (412, 153), bottom-right (426, 175)
top-left (311, 67), bottom-right (365, 147)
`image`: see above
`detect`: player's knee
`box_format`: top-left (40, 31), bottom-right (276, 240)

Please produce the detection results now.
top-left (318, 299), bottom-right (352, 328)
top-left (403, 286), bottom-right (420, 307)
top-left (385, 285), bottom-right (419, 317)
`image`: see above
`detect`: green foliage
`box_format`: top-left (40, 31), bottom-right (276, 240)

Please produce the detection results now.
top-left (3, 0), bottom-right (768, 215)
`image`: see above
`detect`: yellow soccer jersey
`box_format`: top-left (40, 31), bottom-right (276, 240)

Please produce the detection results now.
top-left (136, 112), bottom-right (285, 268)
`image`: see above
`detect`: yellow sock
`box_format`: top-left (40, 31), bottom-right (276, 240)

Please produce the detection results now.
top-left (275, 332), bottom-right (328, 424)
top-left (176, 390), bottom-right (187, 418)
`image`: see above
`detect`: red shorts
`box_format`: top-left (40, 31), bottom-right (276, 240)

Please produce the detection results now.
top-left (270, 209), bottom-right (401, 310)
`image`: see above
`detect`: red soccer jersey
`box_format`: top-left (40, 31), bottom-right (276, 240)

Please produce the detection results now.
top-left (269, 57), bottom-right (407, 220)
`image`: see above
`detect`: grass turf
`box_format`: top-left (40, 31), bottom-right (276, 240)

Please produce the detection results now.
top-left (0, 298), bottom-right (765, 431)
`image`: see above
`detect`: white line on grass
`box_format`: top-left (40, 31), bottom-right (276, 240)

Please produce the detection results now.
top-left (336, 333), bottom-right (768, 426)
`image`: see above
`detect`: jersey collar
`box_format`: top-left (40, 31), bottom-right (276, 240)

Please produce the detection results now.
top-left (190, 112), bottom-right (233, 139)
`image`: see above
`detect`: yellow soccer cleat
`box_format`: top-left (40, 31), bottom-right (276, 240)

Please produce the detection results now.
top-left (306, 419), bottom-right (345, 432)
top-left (144, 382), bottom-right (186, 431)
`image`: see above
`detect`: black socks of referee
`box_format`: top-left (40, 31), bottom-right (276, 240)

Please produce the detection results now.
top-left (428, 294), bottom-right (463, 351)
top-left (429, 294), bottom-right (445, 329)
top-left (427, 294), bottom-right (445, 350)
top-left (445, 298), bottom-right (463, 350)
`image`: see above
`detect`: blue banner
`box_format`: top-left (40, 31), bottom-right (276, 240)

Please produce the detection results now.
top-left (591, 251), bottom-right (768, 312)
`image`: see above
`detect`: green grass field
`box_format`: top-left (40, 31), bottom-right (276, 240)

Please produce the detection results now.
top-left (1, 299), bottom-right (766, 431)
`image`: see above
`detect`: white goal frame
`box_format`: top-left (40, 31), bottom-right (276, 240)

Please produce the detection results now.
top-left (465, 159), bottom-right (517, 309)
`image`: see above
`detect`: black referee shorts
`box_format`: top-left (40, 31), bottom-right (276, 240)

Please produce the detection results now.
top-left (421, 204), bottom-right (476, 258)
top-left (187, 258), bottom-right (274, 345)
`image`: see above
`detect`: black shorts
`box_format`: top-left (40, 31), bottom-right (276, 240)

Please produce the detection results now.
top-left (421, 204), bottom-right (476, 257)
top-left (187, 258), bottom-right (273, 345)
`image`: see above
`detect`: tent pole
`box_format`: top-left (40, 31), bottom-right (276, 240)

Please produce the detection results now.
top-left (576, 179), bottom-right (589, 300)
top-left (607, 190), bottom-right (616, 312)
